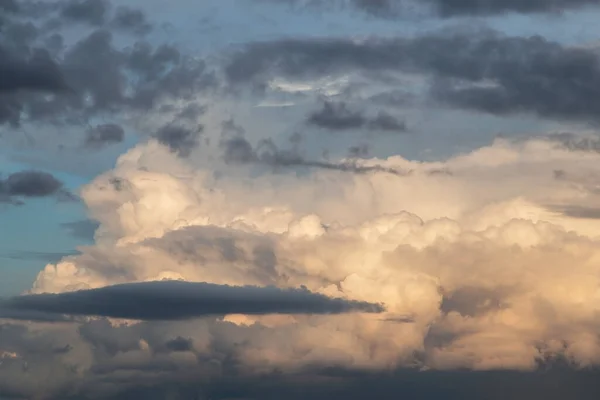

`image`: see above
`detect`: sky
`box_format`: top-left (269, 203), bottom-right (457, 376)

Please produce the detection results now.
top-left (3, 0), bottom-right (600, 398)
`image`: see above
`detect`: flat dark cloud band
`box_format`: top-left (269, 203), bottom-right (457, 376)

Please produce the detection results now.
top-left (0, 280), bottom-right (384, 321)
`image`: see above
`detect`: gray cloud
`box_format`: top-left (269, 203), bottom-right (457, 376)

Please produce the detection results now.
top-left (0, 46), bottom-right (67, 94)
top-left (548, 205), bottom-right (600, 219)
top-left (546, 133), bottom-right (600, 153)
top-left (424, 0), bottom-right (600, 16)
top-left (162, 336), bottom-right (193, 352)
top-left (52, 366), bottom-right (600, 400)
top-left (221, 135), bottom-right (409, 176)
top-left (84, 123), bottom-right (124, 148)
top-left (307, 101), bottom-right (407, 133)
top-left (274, 0), bottom-right (600, 17)
top-left (60, 0), bottom-right (108, 26)
top-left (154, 124), bottom-right (203, 157)
top-left (227, 29), bottom-right (600, 122)
top-left (0, 10), bottom-right (215, 127)
top-left (0, 280), bottom-right (384, 321)
top-left (308, 101), bottom-right (366, 130)
top-left (110, 6), bottom-right (152, 34)
top-left (440, 286), bottom-right (509, 317)
top-left (367, 111), bottom-right (407, 132)
top-left (0, 170), bottom-right (74, 204)
top-left (0, 0), bottom-right (19, 13)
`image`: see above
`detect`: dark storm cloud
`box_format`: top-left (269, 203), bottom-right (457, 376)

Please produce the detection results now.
top-left (155, 124), bottom-right (203, 157)
top-left (307, 101), bottom-right (407, 132)
top-left (60, 0), bottom-right (108, 26)
top-left (0, 170), bottom-right (74, 204)
top-left (84, 123), bottom-right (124, 148)
top-left (0, 280), bottom-right (384, 321)
top-left (226, 30), bottom-right (600, 122)
top-left (222, 135), bottom-right (409, 176)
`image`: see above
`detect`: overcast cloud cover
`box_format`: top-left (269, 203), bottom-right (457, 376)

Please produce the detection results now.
top-left (3, 0), bottom-right (600, 399)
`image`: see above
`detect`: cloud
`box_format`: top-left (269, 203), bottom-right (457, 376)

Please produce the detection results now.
top-left (154, 124), bottom-right (203, 157)
top-left (7, 136), bottom-right (600, 396)
top-left (60, 0), bottom-right (109, 26)
top-left (1, 280), bottom-right (384, 320)
top-left (226, 29), bottom-right (600, 122)
top-left (110, 6), bottom-right (152, 34)
top-left (51, 367), bottom-right (600, 400)
top-left (423, 0), bottom-right (600, 17)
top-left (84, 123), bottom-right (125, 149)
top-left (221, 135), bottom-right (409, 175)
top-left (273, 0), bottom-right (600, 17)
top-left (367, 111), bottom-right (407, 132)
top-left (0, 170), bottom-right (74, 204)
top-left (307, 101), bottom-right (366, 130)
top-left (307, 101), bottom-right (407, 133)
top-left (0, 46), bottom-right (67, 94)
top-left (0, 9), bottom-right (215, 127)
top-left (0, 0), bottom-right (19, 13)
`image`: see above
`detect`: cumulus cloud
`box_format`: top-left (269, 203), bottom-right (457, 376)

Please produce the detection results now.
top-left (7, 0), bottom-right (600, 398)
top-left (6, 133), bottom-right (600, 396)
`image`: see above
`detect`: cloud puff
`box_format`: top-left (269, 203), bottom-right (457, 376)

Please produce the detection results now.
top-left (0, 170), bottom-right (74, 205)
top-left (1, 280), bottom-right (383, 320)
